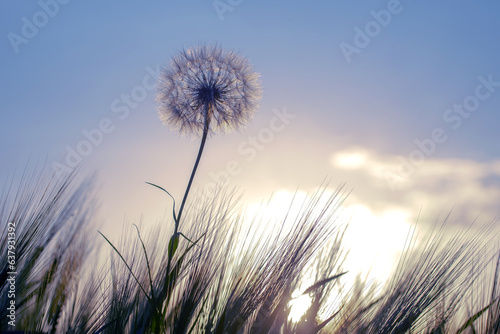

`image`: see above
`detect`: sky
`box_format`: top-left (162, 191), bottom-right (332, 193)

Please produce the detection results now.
top-left (1, 1), bottom-right (500, 285)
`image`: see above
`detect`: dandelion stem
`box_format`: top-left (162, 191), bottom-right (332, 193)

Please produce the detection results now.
top-left (175, 105), bottom-right (210, 232)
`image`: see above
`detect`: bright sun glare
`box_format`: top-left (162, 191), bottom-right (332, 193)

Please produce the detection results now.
top-left (331, 150), bottom-right (369, 169)
top-left (244, 189), bottom-right (414, 322)
top-left (288, 294), bottom-right (313, 322)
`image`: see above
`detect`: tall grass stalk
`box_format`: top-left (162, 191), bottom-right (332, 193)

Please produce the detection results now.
top-left (0, 168), bottom-right (99, 333)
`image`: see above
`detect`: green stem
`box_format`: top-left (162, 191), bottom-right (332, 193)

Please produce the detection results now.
top-left (175, 106), bottom-right (210, 233)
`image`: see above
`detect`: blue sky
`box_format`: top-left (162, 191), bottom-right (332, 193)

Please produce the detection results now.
top-left (2, 1), bottom-right (500, 281)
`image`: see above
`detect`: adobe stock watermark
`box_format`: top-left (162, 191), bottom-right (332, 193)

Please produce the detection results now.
top-left (339, 0), bottom-right (411, 64)
top-left (6, 221), bottom-right (17, 328)
top-left (52, 65), bottom-right (161, 178)
top-left (197, 106), bottom-right (296, 203)
top-left (385, 74), bottom-right (499, 190)
top-left (213, 0), bottom-right (243, 21)
top-left (7, 0), bottom-right (72, 54)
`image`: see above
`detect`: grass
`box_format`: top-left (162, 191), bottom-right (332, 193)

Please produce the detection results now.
top-left (0, 168), bottom-right (101, 333)
top-left (1, 168), bottom-right (500, 333)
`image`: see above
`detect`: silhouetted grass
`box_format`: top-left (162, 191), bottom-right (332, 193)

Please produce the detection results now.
top-left (1, 169), bottom-right (500, 333)
top-left (0, 168), bottom-right (100, 333)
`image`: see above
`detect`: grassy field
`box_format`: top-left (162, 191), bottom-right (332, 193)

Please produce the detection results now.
top-left (1, 169), bottom-right (499, 334)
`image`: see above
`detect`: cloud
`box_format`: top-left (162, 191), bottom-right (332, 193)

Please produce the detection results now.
top-left (330, 147), bottom-right (500, 225)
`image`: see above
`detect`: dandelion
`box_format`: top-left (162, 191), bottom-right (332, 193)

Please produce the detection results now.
top-left (157, 44), bottom-right (262, 137)
top-left (156, 45), bottom-right (262, 229)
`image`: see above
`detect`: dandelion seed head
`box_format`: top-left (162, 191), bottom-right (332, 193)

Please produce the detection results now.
top-left (157, 45), bottom-right (262, 137)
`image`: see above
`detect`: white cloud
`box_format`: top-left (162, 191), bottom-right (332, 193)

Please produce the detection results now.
top-left (329, 147), bottom-right (500, 226)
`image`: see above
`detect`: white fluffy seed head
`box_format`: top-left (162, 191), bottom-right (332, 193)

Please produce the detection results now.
top-left (156, 45), bottom-right (262, 137)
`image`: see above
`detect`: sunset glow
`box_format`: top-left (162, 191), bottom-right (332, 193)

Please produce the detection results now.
top-left (2, 2), bottom-right (500, 332)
